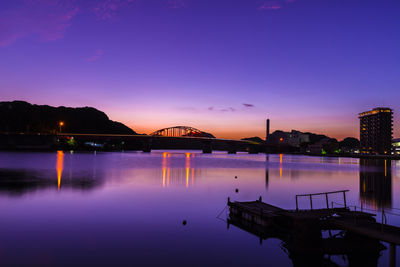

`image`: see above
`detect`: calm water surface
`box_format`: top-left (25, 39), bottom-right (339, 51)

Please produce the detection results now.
top-left (0, 151), bottom-right (399, 266)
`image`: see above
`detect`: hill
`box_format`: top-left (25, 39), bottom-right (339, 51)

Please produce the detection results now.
top-left (0, 101), bottom-right (136, 135)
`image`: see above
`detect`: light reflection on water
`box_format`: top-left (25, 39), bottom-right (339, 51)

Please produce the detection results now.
top-left (0, 151), bottom-right (398, 266)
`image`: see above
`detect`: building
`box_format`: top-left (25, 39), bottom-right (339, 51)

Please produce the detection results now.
top-left (270, 130), bottom-right (310, 148)
top-left (393, 138), bottom-right (400, 155)
top-left (286, 130), bottom-right (310, 147)
top-left (307, 138), bottom-right (331, 154)
top-left (359, 107), bottom-right (393, 155)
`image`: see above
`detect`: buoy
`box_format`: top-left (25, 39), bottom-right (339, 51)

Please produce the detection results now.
top-left (235, 176), bottom-right (238, 179)
top-left (182, 220), bottom-right (187, 226)
top-left (235, 188), bottom-right (239, 193)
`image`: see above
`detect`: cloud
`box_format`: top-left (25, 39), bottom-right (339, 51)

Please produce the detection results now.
top-left (93, 0), bottom-right (134, 20)
top-left (0, 0), bottom-right (136, 46)
top-left (259, 0), bottom-right (295, 10)
top-left (259, 1), bottom-right (282, 10)
top-left (243, 103), bottom-right (255, 108)
top-left (208, 106), bottom-right (237, 112)
top-left (86, 49), bottom-right (104, 62)
top-left (178, 106), bottom-right (198, 112)
top-left (0, 0), bottom-right (79, 47)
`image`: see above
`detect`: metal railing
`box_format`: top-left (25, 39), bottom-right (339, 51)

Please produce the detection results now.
top-left (295, 190), bottom-right (349, 211)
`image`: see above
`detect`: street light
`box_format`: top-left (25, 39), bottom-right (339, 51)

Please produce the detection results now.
top-left (59, 121), bottom-right (64, 133)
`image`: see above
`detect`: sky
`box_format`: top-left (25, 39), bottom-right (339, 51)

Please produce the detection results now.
top-left (1, 0), bottom-right (400, 140)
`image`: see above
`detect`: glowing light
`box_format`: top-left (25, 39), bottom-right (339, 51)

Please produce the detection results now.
top-left (185, 153), bottom-right (191, 188)
top-left (385, 160), bottom-right (387, 177)
top-left (279, 137), bottom-right (284, 142)
top-left (167, 168), bottom-right (170, 186)
top-left (58, 121), bottom-right (65, 133)
top-left (186, 167), bottom-right (189, 188)
top-left (162, 168), bottom-right (166, 187)
top-left (56, 151), bottom-right (64, 190)
top-left (162, 152), bottom-right (169, 188)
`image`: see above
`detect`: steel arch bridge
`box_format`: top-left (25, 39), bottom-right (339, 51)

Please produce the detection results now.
top-left (150, 126), bottom-right (214, 138)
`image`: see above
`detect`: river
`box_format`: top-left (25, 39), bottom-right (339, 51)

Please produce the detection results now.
top-left (0, 151), bottom-right (398, 266)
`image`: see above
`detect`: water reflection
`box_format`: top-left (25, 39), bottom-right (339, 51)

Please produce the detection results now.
top-left (228, 215), bottom-right (385, 267)
top-left (359, 159), bottom-right (392, 209)
top-left (0, 151), bottom-right (103, 196)
top-left (0, 168), bottom-right (103, 196)
top-left (56, 150), bottom-right (64, 190)
top-left (161, 152), bottom-right (199, 188)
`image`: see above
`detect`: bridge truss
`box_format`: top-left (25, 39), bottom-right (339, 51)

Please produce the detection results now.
top-left (150, 126), bottom-right (211, 138)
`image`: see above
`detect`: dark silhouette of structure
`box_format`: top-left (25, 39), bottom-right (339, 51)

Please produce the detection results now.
top-left (150, 126), bottom-right (215, 138)
top-left (359, 108), bottom-right (393, 155)
top-left (227, 194), bottom-right (389, 267)
top-left (360, 159), bottom-right (392, 209)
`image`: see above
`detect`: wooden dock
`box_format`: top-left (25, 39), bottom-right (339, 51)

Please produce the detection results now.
top-left (227, 190), bottom-right (400, 267)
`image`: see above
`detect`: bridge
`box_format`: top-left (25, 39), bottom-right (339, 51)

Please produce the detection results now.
top-left (150, 126), bottom-right (215, 138)
top-left (0, 125), bottom-right (266, 153)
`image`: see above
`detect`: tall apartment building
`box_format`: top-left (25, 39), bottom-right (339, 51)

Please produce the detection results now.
top-left (359, 107), bottom-right (393, 155)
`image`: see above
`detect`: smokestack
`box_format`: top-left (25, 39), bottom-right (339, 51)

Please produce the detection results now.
top-left (266, 119), bottom-right (270, 143)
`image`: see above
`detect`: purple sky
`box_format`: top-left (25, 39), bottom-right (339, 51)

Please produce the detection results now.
top-left (1, 0), bottom-right (399, 139)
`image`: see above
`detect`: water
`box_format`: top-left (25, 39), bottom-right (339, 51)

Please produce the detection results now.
top-left (0, 151), bottom-right (399, 266)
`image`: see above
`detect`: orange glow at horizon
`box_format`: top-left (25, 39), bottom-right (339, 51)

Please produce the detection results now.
top-left (126, 117), bottom-right (360, 141)
top-left (56, 151), bottom-right (64, 190)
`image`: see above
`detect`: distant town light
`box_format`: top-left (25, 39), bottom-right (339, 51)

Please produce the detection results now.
top-left (59, 121), bottom-right (64, 133)
top-left (279, 137), bottom-right (284, 142)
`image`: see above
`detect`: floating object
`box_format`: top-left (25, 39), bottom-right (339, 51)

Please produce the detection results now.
top-left (182, 220), bottom-right (187, 226)
top-left (235, 176), bottom-right (238, 179)
top-left (235, 188), bottom-right (239, 193)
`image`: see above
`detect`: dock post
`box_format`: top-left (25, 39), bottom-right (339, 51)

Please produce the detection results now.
top-left (295, 196), bottom-right (298, 211)
top-left (309, 195), bottom-right (313, 210)
top-left (228, 197), bottom-right (230, 204)
top-left (259, 196), bottom-right (262, 202)
top-left (343, 191), bottom-right (347, 208)
top-left (325, 193), bottom-right (329, 209)
top-left (390, 243), bottom-right (396, 267)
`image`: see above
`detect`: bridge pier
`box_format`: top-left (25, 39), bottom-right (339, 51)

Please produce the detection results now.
top-left (227, 142), bottom-right (237, 154)
top-left (202, 140), bottom-right (212, 154)
top-left (228, 149), bottom-right (237, 154)
top-left (247, 145), bottom-right (259, 154)
top-left (142, 138), bottom-right (152, 153)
